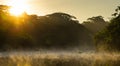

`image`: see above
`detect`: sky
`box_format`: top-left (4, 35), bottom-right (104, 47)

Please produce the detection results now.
top-left (0, 0), bottom-right (120, 23)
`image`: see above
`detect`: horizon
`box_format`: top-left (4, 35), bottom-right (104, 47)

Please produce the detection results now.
top-left (0, 0), bottom-right (120, 22)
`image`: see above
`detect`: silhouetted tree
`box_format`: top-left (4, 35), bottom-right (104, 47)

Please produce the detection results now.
top-left (0, 5), bottom-right (93, 50)
top-left (95, 6), bottom-right (120, 51)
top-left (112, 6), bottom-right (120, 17)
top-left (87, 16), bottom-right (105, 23)
top-left (82, 16), bottom-right (108, 34)
top-left (27, 12), bottom-right (92, 49)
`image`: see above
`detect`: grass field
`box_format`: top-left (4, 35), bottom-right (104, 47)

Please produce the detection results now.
top-left (0, 51), bottom-right (120, 66)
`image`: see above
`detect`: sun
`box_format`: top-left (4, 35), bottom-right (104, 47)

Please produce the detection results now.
top-left (7, 0), bottom-right (29, 16)
top-left (9, 6), bottom-right (25, 16)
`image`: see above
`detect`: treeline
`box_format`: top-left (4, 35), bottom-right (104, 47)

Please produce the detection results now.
top-left (82, 6), bottom-right (120, 52)
top-left (0, 5), bottom-right (93, 50)
top-left (0, 5), bottom-right (120, 51)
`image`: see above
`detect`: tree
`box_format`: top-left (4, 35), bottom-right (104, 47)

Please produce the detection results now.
top-left (95, 6), bottom-right (120, 51)
top-left (0, 5), bottom-right (93, 50)
top-left (46, 12), bottom-right (78, 23)
top-left (0, 5), bottom-right (10, 13)
top-left (87, 16), bottom-right (105, 23)
top-left (25, 12), bottom-right (93, 49)
top-left (112, 6), bottom-right (120, 17)
top-left (82, 16), bottom-right (108, 34)
top-left (0, 5), bottom-right (10, 20)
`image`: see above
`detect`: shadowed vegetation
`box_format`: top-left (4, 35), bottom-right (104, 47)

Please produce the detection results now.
top-left (0, 4), bottom-right (120, 52)
top-left (0, 5), bottom-right (93, 51)
top-left (95, 6), bottom-right (120, 51)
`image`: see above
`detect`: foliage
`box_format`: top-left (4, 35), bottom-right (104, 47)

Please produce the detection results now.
top-left (95, 6), bottom-right (120, 51)
top-left (82, 16), bottom-right (108, 34)
top-left (0, 5), bottom-right (92, 50)
top-left (112, 6), bottom-right (120, 17)
top-left (25, 12), bottom-right (92, 49)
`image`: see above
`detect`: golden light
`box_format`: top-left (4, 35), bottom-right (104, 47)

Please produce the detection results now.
top-left (7, 0), bottom-right (29, 16)
top-left (9, 7), bottom-right (24, 16)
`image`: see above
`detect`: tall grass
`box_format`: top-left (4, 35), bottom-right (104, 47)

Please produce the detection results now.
top-left (0, 52), bottom-right (120, 66)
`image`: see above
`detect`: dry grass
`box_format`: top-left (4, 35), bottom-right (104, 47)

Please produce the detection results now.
top-left (0, 52), bottom-right (120, 66)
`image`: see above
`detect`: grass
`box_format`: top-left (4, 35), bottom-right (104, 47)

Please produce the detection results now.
top-left (0, 52), bottom-right (120, 66)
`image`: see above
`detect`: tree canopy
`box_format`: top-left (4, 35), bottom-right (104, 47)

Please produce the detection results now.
top-left (0, 5), bottom-right (93, 50)
top-left (82, 16), bottom-right (108, 34)
top-left (95, 6), bottom-right (120, 51)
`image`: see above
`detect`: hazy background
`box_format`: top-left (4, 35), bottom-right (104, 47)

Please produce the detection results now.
top-left (0, 0), bottom-right (120, 22)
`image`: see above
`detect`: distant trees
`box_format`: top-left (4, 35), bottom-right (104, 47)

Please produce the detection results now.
top-left (85, 16), bottom-right (105, 23)
top-left (3, 4), bottom-right (120, 51)
top-left (0, 5), bottom-right (93, 50)
top-left (95, 6), bottom-right (120, 51)
top-left (25, 12), bottom-right (93, 49)
top-left (82, 16), bottom-right (108, 34)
